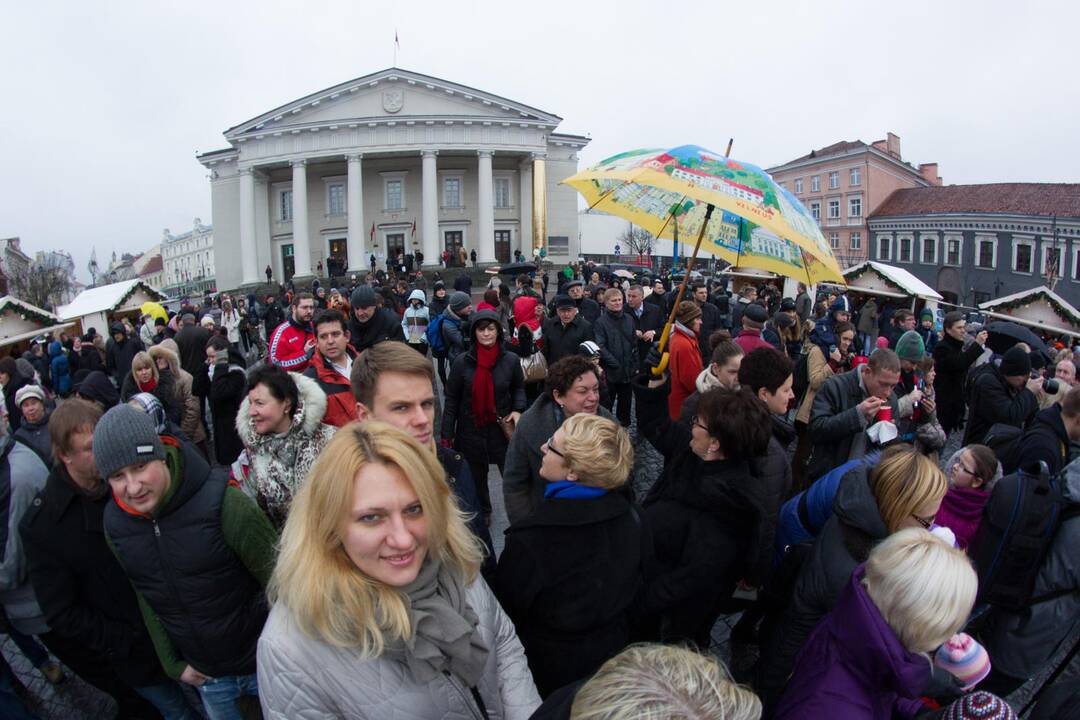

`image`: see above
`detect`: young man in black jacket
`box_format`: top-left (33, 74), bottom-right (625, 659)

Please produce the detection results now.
top-left (22, 400), bottom-right (199, 718)
top-left (931, 311), bottom-right (989, 434)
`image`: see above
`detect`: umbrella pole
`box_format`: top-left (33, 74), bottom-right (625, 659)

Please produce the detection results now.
top-left (653, 204), bottom-right (715, 376)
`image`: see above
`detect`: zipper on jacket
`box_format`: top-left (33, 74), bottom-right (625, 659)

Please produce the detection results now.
top-left (151, 518), bottom-right (212, 669)
top-left (444, 672), bottom-right (487, 720)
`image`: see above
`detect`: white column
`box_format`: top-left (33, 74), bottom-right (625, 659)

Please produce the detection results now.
top-left (519, 158), bottom-right (533, 258)
top-left (346, 154), bottom-right (365, 272)
top-left (422, 150), bottom-right (439, 264)
top-left (477, 150), bottom-right (495, 263)
top-left (239, 168), bottom-right (258, 285)
top-left (291, 159), bottom-right (312, 278)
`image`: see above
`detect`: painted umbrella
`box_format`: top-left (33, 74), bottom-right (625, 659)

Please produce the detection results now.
top-left (562, 144), bottom-right (846, 285)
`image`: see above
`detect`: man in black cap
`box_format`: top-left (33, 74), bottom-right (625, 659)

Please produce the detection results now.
top-left (348, 286), bottom-right (405, 353)
top-left (543, 294), bottom-right (595, 366)
top-left (963, 345), bottom-right (1042, 446)
top-left (551, 279), bottom-right (600, 324)
top-left (734, 303), bottom-right (774, 354)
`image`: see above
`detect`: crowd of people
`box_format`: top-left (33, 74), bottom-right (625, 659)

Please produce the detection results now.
top-left (0, 261), bottom-right (1078, 720)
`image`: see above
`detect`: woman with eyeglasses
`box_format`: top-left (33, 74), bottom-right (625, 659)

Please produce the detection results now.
top-left (632, 358), bottom-right (773, 648)
top-left (756, 444), bottom-right (948, 711)
top-left (492, 413), bottom-right (644, 698)
top-left (935, 444), bottom-right (1001, 549)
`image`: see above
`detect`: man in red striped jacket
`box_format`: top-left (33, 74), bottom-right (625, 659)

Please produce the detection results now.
top-left (268, 293), bottom-right (315, 372)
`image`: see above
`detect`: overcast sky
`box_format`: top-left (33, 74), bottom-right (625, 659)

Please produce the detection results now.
top-left (2, 0), bottom-right (1077, 283)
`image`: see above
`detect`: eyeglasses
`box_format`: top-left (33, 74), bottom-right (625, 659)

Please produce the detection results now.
top-left (692, 419), bottom-right (709, 433)
top-left (957, 463), bottom-right (978, 478)
top-left (911, 513), bottom-right (936, 530)
top-left (544, 436), bottom-right (564, 458)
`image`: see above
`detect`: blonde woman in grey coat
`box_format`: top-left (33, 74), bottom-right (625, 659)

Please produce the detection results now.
top-left (257, 421), bottom-right (540, 719)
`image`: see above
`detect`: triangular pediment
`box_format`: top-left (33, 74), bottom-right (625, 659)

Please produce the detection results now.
top-left (225, 68), bottom-right (562, 140)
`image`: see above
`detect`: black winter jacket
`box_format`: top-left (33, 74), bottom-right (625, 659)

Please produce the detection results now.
top-left (207, 350), bottom-right (247, 466)
top-left (630, 302), bottom-right (664, 371)
top-left (174, 324), bottom-right (211, 384)
top-left (696, 301), bottom-right (722, 364)
top-left (756, 463), bottom-right (888, 706)
top-left (78, 345), bottom-right (105, 374)
top-left (348, 307), bottom-right (406, 353)
top-left (1016, 405), bottom-right (1070, 475)
top-left (120, 365), bottom-right (182, 427)
top-left (962, 365), bottom-right (1038, 447)
top-left (807, 367), bottom-right (899, 483)
top-left (747, 416), bottom-right (796, 586)
top-left (493, 492), bottom-right (647, 697)
top-left (634, 376), bottom-right (761, 647)
top-left (593, 310), bottom-right (638, 384)
top-left (541, 316), bottom-right (594, 366)
top-left (441, 343), bottom-right (526, 461)
top-left (20, 465), bottom-right (165, 687)
top-left (105, 334), bottom-right (145, 386)
top-left (932, 333), bottom-right (985, 432)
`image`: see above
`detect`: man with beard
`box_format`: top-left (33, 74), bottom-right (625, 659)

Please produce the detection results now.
top-left (268, 292), bottom-right (316, 372)
top-left (347, 286), bottom-right (406, 353)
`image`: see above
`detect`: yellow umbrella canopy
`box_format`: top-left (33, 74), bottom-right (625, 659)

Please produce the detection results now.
top-left (140, 301), bottom-right (168, 323)
top-left (563, 144), bottom-right (846, 285)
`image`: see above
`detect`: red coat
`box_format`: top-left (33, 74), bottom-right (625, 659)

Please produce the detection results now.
top-left (512, 294), bottom-right (542, 335)
top-left (668, 327), bottom-right (703, 420)
top-left (269, 319), bottom-right (315, 372)
top-left (302, 347), bottom-right (358, 428)
top-left (734, 328), bottom-right (774, 355)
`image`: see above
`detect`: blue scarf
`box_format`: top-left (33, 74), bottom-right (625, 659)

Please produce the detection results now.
top-left (544, 480), bottom-right (607, 499)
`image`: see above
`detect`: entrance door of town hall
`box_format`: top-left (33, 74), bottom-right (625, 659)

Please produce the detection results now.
top-left (328, 238), bottom-right (347, 277)
top-left (495, 230), bottom-right (511, 264)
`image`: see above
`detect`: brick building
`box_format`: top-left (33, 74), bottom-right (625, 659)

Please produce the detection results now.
top-left (767, 133), bottom-right (942, 267)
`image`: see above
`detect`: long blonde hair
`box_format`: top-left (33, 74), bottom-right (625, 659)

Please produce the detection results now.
top-left (269, 421), bottom-right (482, 654)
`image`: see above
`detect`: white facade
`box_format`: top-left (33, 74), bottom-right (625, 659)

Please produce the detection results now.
top-left (161, 219), bottom-right (215, 296)
top-left (0, 237), bottom-right (32, 284)
top-left (198, 68), bottom-right (588, 290)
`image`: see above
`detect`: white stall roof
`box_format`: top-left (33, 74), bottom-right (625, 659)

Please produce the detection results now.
top-left (979, 285), bottom-right (1080, 338)
top-left (843, 261), bottom-right (943, 301)
top-left (58, 280), bottom-right (164, 321)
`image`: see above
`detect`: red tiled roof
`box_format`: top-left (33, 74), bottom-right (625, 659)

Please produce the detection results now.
top-left (870, 184), bottom-right (1080, 219)
top-left (139, 255), bottom-right (163, 275)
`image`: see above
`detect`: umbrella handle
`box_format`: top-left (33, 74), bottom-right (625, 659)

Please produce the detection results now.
top-left (653, 204), bottom-right (715, 376)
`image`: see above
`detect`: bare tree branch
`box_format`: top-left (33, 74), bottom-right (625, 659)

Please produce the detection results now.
top-left (10, 264), bottom-right (73, 312)
top-left (617, 225), bottom-right (654, 258)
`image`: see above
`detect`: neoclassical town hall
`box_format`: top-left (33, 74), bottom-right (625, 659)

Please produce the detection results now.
top-left (198, 68), bottom-right (589, 290)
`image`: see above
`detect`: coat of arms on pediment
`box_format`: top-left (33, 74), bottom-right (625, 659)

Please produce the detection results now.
top-left (383, 89), bottom-right (404, 113)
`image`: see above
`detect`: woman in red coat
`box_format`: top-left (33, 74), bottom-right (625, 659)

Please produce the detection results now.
top-left (668, 301), bottom-right (703, 420)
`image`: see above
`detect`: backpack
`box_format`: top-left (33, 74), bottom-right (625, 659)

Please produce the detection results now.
top-left (964, 361), bottom-right (996, 406)
top-left (426, 313), bottom-right (450, 358)
top-left (983, 423), bottom-right (1024, 474)
top-left (970, 462), bottom-right (1071, 610)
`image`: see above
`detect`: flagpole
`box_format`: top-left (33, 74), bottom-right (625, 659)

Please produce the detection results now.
top-left (393, 30), bottom-right (398, 66)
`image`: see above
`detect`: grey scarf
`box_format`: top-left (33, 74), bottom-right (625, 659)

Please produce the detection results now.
top-left (389, 558), bottom-right (490, 688)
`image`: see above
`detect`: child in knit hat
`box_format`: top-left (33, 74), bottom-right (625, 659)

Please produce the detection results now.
top-left (935, 632), bottom-right (992, 690)
top-left (940, 690), bottom-right (1016, 720)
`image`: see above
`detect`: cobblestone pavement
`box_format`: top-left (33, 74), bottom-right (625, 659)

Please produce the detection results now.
top-left (1, 634), bottom-right (115, 719)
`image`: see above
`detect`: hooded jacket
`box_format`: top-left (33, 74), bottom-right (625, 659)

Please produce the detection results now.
top-left (104, 324), bottom-right (145, 385)
top-left (441, 306), bottom-right (469, 366)
top-left (0, 439), bottom-right (51, 635)
top-left (758, 464), bottom-right (890, 706)
top-left (1015, 404), bottom-right (1071, 475)
top-left (402, 289), bottom-right (430, 345)
top-left (808, 296), bottom-right (851, 353)
top-left (48, 341), bottom-right (71, 395)
top-left (235, 372), bottom-right (336, 530)
top-left (12, 410), bottom-right (52, 468)
top-left (120, 364), bottom-right (182, 427)
top-left (981, 457), bottom-right (1080, 679)
top-left (775, 566), bottom-right (929, 720)
top-left (75, 370), bottom-right (119, 411)
top-left (349, 306), bottom-right (406, 354)
top-left (174, 322), bottom-right (211, 381)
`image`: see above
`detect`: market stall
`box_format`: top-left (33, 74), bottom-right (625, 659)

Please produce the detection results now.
top-left (839, 261), bottom-right (943, 313)
top-left (0, 296), bottom-right (74, 351)
top-left (978, 285), bottom-right (1080, 340)
top-left (58, 279), bottom-right (166, 337)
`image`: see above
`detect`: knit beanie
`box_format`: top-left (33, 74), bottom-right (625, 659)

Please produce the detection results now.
top-left (934, 633), bottom-right (992, 690)
top-left (920, 307), bottom-right (934, 322)
top-left (941, 691), bottom-right (1016, 720)
top-left (350, 285), bottom-right (377, 309)
top-left (93, 404), bottom-right (165, 480)
top-left (14, 384), bottom-right (46, 407)
top-left (676, 301), bottom-right (702, 326)
top-left (449, 291), bottom-right (471, 313)
top-left (999, 346), bottom-right (1032, 377)
top-left (895, 330), bottom-right (926, 362)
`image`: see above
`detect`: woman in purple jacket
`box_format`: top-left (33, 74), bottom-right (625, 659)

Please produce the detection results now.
top-left (776, 528), bottom-right (977, 719)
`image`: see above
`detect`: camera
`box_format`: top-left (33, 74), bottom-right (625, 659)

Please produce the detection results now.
top-left (1045, 378), bottom-right (1060, 394)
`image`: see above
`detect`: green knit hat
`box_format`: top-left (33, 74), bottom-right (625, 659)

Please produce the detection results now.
top-left (895, 330), bottom-right (926, 362)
